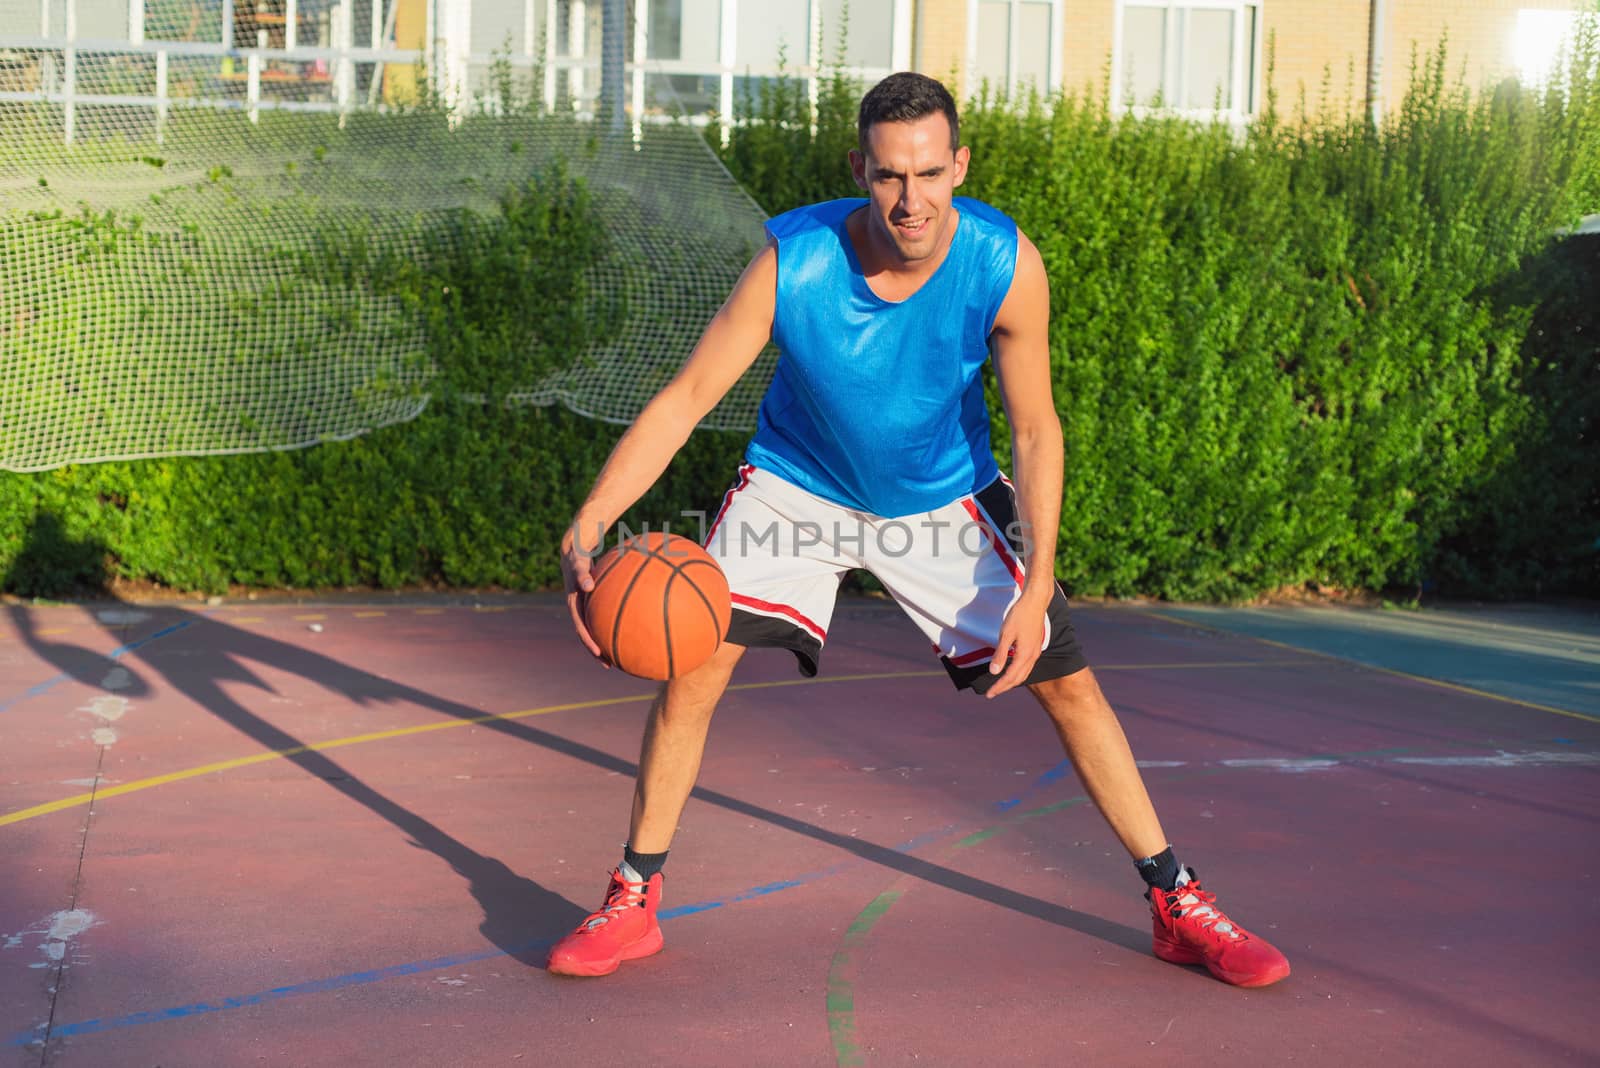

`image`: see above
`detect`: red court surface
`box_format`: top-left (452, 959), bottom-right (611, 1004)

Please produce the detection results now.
top-left (2, 595), bottom-right (1597, 1066)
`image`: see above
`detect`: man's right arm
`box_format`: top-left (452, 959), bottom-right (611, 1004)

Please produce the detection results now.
top-left (560, 241), bottom-right (778, 655)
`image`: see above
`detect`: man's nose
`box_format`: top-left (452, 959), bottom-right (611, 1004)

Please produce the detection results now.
top-left (901, 178), bottom-right (925, 214)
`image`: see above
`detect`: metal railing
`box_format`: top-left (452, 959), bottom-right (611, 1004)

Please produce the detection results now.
top-left (2, 37), bottom-right (895, 142)
top-left (2, 0), bottom-right (902, 144)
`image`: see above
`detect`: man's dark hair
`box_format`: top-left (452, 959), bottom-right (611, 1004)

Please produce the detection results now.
top-left (857, 72), bottom-right (960, 153)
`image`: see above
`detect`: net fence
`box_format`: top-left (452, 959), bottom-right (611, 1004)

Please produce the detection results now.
top-left (1, 45), bottom-right (776, 473)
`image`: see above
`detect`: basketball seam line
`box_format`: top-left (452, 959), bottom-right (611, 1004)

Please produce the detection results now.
top-left (674, 559), bottom-right (727, 650)
top-left (620, 535), bottom-right (723, 678)
top-left (610, 549), bottom-right (654, 673)
top-left (662, 564), bottom-right (677, 678)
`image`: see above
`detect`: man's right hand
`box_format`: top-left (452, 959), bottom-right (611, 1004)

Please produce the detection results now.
top-left (561, 525), bottom-right (608, 665)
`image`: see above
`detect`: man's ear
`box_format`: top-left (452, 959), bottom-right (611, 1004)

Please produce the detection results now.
top-left (849, 148), bottom-right (868, 191)
top-left (953, 144), bottom-right (971, 188)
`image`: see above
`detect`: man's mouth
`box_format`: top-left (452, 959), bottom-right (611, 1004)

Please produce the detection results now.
top-left (893, 217), bottom-right (930, 238)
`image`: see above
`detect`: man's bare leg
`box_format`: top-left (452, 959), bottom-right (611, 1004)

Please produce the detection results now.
top-left (547, 640), bottom-right (745, 975)
top-left (1028, 667), bottom-right (1166, 860)
top-left (1030, 666), bottom-right (1292, 986)
top-left (627, 640), bottom-right (746, 853)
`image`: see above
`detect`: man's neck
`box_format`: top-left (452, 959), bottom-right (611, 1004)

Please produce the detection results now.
top-left (845, 206), bottom-right (961, 301)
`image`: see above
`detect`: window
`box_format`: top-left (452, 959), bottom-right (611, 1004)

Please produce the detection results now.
top-left (735, 0), bottom-right (810, 70)
top-left (1114, 0), bottom-right (1259, 117)
top-left (650, 0), bottom-right (683, 61)
top-left (969, 0), bottom-right (1060, 97)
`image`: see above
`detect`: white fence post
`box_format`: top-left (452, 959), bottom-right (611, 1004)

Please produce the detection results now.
top-left (542, 0), bottom-right (556, 110)
top-left (247, 49), bottom-right (261, 121)
top-left (436, 0), bottom-right (471, 116)
top-left (155, 48), bottom-right (168, 142)
top-left (891, 0), bottom-right (911, 71)
top-left (630, 0), bottom-right (646, 135)
top-left (568, 0), bottom-right (585, 109)
top-left (128, 0), bottom-right (144, 44)
top-left (717, 0), bottom-right (733, 145)
top-left (64, 0), bottom-right (77, 143)
top-left (425, 0), bottom-right (435, 97)
top-left (286, 0), bottom-right (297, 48)
top-left (807, 0), bottom-right (819, 131)
top-left (337, 0), bottom-right (354, 120)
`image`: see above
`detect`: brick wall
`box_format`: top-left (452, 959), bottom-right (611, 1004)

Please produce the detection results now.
top-left (1383, 0), bottom-right (1583, 109)
top-left (1061, 0), bottom-right (1116, 95)
top-left (1264, 0), bottom-right (1586, 118)
top-left (1262, 0), bottom-right (1372, 115)
top-left (916, 0), bottom-right (969, 90)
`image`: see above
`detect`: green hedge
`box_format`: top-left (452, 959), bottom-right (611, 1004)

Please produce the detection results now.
top-left (0, 404), bottom-right (745, 597)
top-left (3, 37), bottom-right (1597, 600)
top-left (1, 403), bottom-right (744, 597)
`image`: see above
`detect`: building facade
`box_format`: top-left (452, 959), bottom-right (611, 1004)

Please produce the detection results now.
top-left (0, 0), bottom-right (1588, 138)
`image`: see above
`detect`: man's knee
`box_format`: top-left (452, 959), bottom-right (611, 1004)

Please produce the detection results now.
top-left (655, 640), bottom-right (745, 720)
top-left (1029, 666), bottom-right (1110, 726)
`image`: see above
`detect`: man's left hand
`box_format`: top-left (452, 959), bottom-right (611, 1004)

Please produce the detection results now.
top-left (986, 590), bottom-right (1050, 698)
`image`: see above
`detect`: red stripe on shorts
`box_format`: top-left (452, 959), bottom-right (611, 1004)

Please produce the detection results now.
top-left (730, 593), bottom-right (827, 641)
top-left (961, 498), bottom-right (1025, 588)
top-left (705, 463), bottom-right (754, 547)
top-left (948, 646), bottom-right (997, 666)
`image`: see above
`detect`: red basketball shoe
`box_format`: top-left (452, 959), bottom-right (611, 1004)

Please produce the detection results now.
top-left (547, 867), bottom-right (665, 977)
top-left (1147, 869), bottom-right (1290, 988)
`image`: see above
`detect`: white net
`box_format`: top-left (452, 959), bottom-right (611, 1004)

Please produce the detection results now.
top-left (1, 30), bottom-right (775, 473)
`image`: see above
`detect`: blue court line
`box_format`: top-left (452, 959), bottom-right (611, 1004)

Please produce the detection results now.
top-left (3, 827), bottom-right (950, 1049)
top-left (0, 620), bottom-right (195, 715)
top-left (4, 764), bottom-right (1080, 1049)
top-left (995, 759), bottom-right (1073, 810)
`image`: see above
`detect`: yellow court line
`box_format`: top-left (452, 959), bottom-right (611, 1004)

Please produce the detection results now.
top-left (292, 614), bottom-right (327, 622)
top-left (0, 670), bottom-right (931, 831)
top-left (0, 628), bottom-right (73, 640)
top-left (1139, 608), bottom-right (1599, 724)
top-left (354, 611), bottom-right (387, 618)
top-left (1097, 659), bottom-right (1314, 671)
top-left (0, 660), bottom-right (1313, 832)
top-left (0, 692), bottom-right (656, 829)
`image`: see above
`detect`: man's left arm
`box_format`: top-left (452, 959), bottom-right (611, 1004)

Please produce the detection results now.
top-left (984, 231), bottom-right (1064, 699)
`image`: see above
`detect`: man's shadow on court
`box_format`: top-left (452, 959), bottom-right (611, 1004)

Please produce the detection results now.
top-left (6, 513), bottom-right (1152, 966)
top-left (5, 513), bottom-right (585, 964)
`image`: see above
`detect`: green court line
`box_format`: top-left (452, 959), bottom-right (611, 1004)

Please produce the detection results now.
top-left (827, 792), bottom-right (1095, 1065)
top-left (821, 735), bottom-right (1520, 1064)
top-left (826, 890), bottom-right (903, 1067)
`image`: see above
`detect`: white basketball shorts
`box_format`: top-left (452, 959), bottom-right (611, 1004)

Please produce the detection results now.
top-left (700, 464), bottom-right (1087, 694)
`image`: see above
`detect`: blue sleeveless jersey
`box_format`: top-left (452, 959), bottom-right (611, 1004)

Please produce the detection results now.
top-left (745, 196), bottom-right (1018, 518)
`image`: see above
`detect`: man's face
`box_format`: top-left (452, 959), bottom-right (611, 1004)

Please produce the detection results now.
top-left (850, 112), bottom-right (970, 265)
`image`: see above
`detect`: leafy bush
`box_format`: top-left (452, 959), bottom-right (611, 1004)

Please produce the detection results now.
top-left (1, 405), bottom-right (745, 596)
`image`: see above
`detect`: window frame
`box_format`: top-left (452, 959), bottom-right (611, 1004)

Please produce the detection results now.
top-left (1111, 0), bottom-right (1261, 122)
top-left (964, 0), bottom-right (1065, 99)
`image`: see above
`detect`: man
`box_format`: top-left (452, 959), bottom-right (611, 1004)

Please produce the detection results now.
top-left (549, 72), bottom-right (1289, 989)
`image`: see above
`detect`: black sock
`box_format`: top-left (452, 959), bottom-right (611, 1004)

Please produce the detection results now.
top-left (1135, 846), bottom-right (1181, 892)
top-left (622, 846), bottom-right (669, 881)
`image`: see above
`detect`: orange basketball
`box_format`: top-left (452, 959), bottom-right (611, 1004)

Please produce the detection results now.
top-left (583, 531), bottom-right (732, 680)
